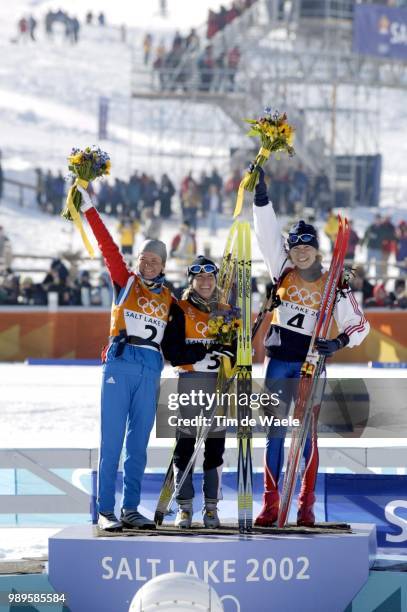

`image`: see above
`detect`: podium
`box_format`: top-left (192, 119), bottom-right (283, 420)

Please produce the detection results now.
top-left (48, 523), bottom-right (376, 612)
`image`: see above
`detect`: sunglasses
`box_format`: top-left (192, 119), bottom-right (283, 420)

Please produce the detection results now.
top-left (288, 233), bottom-right (315, 245)
top-left (189, 263), bottom-right (218, 275)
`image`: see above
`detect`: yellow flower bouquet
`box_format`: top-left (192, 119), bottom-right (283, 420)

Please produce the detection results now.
top-left (233, 108), bottom-right (295, 217)
top-left (61, 146), bottom-right (111, 256)
top-left (208, 307), bottom-right (241, 345)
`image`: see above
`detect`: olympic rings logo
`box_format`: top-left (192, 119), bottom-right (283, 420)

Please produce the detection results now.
top-left (137, 296), bottom-right (168, 318)
top-left (286, 285), bottom-right (321, 308)
top-left (195, 321), bottom-right (209, 336)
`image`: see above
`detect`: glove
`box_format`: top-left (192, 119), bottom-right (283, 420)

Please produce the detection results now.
top-left (315, 333), bottom-right (349, 357)
top-left (208, 343), bottom-right (235, 359)
top-left (251, 164), bottom-right (268, 207)
top-left (76, 184), bottom-right (94, 213)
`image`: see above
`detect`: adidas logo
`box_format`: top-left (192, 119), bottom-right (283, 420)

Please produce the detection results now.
top-left (106, 376), bottom-right (116, 384)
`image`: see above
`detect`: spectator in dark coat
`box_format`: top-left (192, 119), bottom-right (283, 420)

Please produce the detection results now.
top-left (293, 164), bottom-right (309, 205)
top-left (140, 175), bottom-right (158, 211)
top-left (158, 174), bottom-right (175, 218)
top-left (198, 46), bottom-right (214, 91)
top-left (19, 277), bottom-right (47, 305)
top-left (227, 46), bottom-right (240, 90)
top-left (380, 216), bottom-right (396, 278)
top-left (345, 220), bottom-right (359, 262)
top-left (396, 221), bottom-right (407, 273)
top-left (0, 268), bottom-right (19, 304)
top-left (53, 172), bottom-right (65, 214)
top-left (126, 173), bottom-right (141, 217)
top-left (363, 214), bottom-right (386, 278)
top-left (97, 181), bottom-right (112, 213)
top-left (350, 265), bottom-right (374, 306)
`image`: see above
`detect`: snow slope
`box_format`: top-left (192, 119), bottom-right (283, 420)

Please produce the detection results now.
top-left (0, 2), bottom-right (405, 271)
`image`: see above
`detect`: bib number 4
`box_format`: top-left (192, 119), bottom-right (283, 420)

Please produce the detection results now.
top-left (286, 313), bottom-right (305, 330)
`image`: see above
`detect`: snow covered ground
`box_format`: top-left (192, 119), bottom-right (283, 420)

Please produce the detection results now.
top-left (0, 527), bottom-right (58, 561)
top-left (0, 361), bottom-right (405, 448)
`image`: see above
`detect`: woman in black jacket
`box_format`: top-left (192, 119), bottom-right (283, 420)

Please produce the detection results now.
top-left (162, 256), bottom-right (234, 529)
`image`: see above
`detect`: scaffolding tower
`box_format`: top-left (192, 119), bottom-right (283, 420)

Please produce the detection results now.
top-left (129, 0), bottom-right (407, 205)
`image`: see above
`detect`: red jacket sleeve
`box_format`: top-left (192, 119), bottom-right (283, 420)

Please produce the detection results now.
top-left (84, 208), bottom-right (131, 288)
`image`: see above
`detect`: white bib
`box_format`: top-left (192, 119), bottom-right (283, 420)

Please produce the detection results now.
top-left (275, 299), bottom-right (318, 336)
top-left (124, 309), bottom-right (167, 351)
top-left (183, 339), bottom-right (220, 372)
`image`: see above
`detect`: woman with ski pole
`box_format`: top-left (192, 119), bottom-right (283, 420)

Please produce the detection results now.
top-left (161, 256), bottom-right (235, 529)
top-left (252, 167), bottom-right (369, 526)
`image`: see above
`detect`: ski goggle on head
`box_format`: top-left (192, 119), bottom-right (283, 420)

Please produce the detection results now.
top-left (188, 263), bottom-right (218, 275)
top-left (287, 233), bottom-right (316, 246)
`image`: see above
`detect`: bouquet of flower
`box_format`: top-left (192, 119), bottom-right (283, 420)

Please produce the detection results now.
top-left (61, 146), bottom-right (111, 257)
top-left (208, 307), bottom-right (241, 345)
top-left (233, 108), bottom-right (295, 217)
top-left (62, 146), bottom-right (111, 221)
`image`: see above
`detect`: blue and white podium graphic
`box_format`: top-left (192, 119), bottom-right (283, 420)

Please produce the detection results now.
top-left (48, 524), bottom-right (376, 612)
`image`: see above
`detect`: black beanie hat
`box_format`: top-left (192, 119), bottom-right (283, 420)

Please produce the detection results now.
top-left (288, 219), bottom-right (319, 250)
top-left (187, 256), bottom-right (218, 283)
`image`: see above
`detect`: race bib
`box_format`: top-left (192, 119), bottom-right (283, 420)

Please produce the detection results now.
top-left (276, 299), bottom-right (318, 336)
top-left (185, 339), bottom-right (220, 372)
top-left (124, 309), bottom-right (167, 351)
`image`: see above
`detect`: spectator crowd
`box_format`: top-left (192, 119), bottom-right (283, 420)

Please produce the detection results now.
top-left (33, 166), bottom-right (226, 235)
top-left (1, 155), bottom-right (406, 310)
top-left (0, 258), bottom-right (112, 308)
top-left (148, 28), bottom-right (241, 93)
top-left (207, 0), bottom-right (257, 38)
top-left (16, 9), bottom-right (106, 45)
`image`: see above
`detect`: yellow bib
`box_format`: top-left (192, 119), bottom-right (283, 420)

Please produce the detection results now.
top-left (110, 276), bottom-right (172, 351)
top-left (177, 300), bottom-right (229, 372)
top-left (273, 270), bottom-right (328, 337)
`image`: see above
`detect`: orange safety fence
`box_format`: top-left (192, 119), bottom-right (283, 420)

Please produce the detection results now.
top-left (0, 308), bottom-right (406, 363)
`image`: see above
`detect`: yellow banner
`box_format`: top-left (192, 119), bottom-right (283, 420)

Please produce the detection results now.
top-left (66, 178), bottom-right (95, 258)
top-left (233, 173), bottom-right (251, 218)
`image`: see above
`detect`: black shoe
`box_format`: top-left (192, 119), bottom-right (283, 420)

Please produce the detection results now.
top-left (121, 509), bottom-right (156, 530)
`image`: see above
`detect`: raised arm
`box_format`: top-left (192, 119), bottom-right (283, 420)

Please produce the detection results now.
top-left (78, 186), bottom-right (131, 288)
top-left (252, 167), bottom-right (287, 280)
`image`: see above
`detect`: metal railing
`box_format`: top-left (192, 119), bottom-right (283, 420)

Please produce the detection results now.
top-left (2, 177), bottom-right (37, 208)
top-left (1, 445), bottom-right (405, 519)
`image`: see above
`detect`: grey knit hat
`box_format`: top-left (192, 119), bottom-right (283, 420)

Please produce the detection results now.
top-left (139, 239), bottom-right (167, 265)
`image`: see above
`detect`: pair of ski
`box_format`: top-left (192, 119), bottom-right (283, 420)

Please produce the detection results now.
top-left (155, 221), bottom-right (255, 532)
top-left (277, 215), bottom-right (350, 527)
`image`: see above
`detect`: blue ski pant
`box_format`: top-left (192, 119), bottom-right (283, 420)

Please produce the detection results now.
top-left (97, 344), bottom-right (161, 513)
top-left (263, 357), bottom-right (323, 494)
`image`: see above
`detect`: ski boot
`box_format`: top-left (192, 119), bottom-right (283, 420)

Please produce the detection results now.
top-left (175, 500), bottom-right (193, 529)
top-left (297, 491), bottom-right (316, 527)
top-left (203, 499), bottom-right (220, 529)
top-left (97, 511), bottom-right (122, 533)
top-left (254, 491), bottom-right (280, 527)
top-left (121, 509), bottom-right (156, 530)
